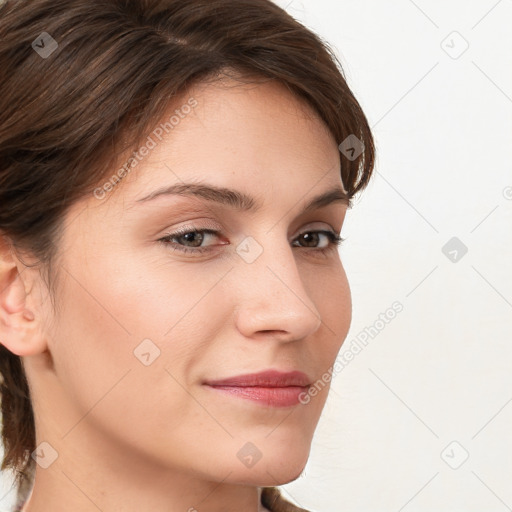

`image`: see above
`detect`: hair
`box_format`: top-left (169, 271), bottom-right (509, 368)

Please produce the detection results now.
top-left (0, 0), bottom-right (375, 509)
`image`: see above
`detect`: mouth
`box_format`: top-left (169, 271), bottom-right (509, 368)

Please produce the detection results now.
top-left (202, 369), bottom-right (312, 408)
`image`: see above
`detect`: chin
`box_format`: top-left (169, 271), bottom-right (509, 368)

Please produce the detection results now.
top-left (242, 462), bottom-right (308, 488)
top-left (229, 443), bottom-right (310, 487)
top-left (270, 463), bottom-right (308, 486)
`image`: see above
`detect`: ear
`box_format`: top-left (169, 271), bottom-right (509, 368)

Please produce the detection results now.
top-left (0, 235), bottom-right (47, 356)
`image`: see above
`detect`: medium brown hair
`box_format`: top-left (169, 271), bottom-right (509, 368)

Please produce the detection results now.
top-left (0, 0), bottom-right (375, 508)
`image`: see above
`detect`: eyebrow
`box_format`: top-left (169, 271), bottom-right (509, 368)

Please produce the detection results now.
top-left (135, 182), bottom-right (352, 212)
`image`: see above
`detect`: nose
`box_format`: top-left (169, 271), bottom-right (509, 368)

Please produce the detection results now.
top-left (232, 234), bottom-right (323, 343)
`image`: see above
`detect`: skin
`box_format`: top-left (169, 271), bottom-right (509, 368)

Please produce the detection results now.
top-left (0, 77), bottom-right (352, 512)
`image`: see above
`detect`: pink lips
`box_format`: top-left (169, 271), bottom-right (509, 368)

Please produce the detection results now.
top-left (203, 370), bottom-right (311, 407)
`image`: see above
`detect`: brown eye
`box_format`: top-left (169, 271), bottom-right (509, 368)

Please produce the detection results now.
top-left (293, 230), bottom-right (344, 251)
top-left (158, 228), bottom-right (221, 255)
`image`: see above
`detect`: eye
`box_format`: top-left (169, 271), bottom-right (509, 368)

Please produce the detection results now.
top-left (292, 230), bottom-right (345, 253)
top-left (158, 227), bottom-right (222, 255)
top-left (157, 227), bottom-right (345, 256)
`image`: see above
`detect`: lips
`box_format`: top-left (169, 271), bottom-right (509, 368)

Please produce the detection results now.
top-left (203, 370), bottom-right (312, 407)
top-left (203, 369), bottom-right (311, 388)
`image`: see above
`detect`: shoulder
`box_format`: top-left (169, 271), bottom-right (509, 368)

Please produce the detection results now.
top-left (261, 486), bottom-right (312, 512)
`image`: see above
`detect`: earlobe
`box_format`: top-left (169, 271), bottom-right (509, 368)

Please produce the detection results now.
top-left (23, 309), bottom-right (35, 321)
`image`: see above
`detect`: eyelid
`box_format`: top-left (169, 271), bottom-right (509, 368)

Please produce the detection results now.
top-left (160, 221), bottom-right (339, 242)
top-left (157, 222), bottom-right (345, 257)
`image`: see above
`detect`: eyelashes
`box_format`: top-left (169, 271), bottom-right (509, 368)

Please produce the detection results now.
top-left (157, 227), bottom-right (345, 256)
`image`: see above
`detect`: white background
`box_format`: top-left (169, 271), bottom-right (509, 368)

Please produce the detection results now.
top-left (1, 1), bottom-right (511, 511)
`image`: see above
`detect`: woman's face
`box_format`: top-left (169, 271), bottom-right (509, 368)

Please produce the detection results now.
top-left (26, 78), bottom-right (351, 489)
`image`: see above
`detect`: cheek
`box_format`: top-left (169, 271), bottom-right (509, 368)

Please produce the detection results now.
top-left (291, 260), bottom-right (351, 409)
top-left (46, 269), bottom-right (223, 473)
top-left (306, 259), bottom-right (352, 350)
top-left (47, 257), bottom-right (203, 435)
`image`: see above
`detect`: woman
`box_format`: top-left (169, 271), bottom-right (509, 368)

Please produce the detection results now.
top-left (0, 0), bottom-right (375, 510)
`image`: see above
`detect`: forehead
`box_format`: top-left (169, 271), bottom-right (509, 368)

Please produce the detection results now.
top-left (93, 78), bottom-right (344, 212)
